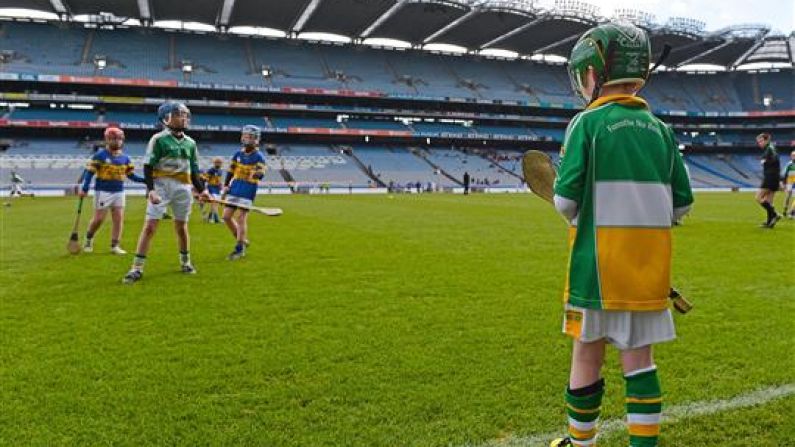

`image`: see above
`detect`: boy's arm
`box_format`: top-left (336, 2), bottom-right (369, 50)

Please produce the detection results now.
top-left (253, 159), bottom-right (266, 180)
top-left (553, 117), bottom-right (589, 222)
top-left (143, 135), bottom-right (160, 193)
top-left (81, 170), bottom-right (95, 192)
top-left (126, 170), bottom-right (145, 183)
top-left (188, 145), bottom-right (205, 193)
top-left (224, 155), bottom-right (238, 187)
top-left (81, 153), bottom-right (102, 192)
top-left (669, 131), bottom-right (694, 221)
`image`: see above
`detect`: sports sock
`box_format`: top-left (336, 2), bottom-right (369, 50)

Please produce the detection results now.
top-left (565, 378), bottom-right (604, 446)
top-left (111, 239), bottom-right (119, 247)
top-left (235, 241), bottom-right (244, 252)
top-left (761, 201), bottom-right (776, 221)
top-left (132, 254), bottom-right (146, 271)
top-left (180, 251), bottom-right (191, 265)
top-left (86, 231), bottom-right (94, 241)
top-left (625, 366), bottom-right (662, 447)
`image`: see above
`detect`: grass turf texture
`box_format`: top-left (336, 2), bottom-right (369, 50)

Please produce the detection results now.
top-left (1, 193), bottom-right (792, 446)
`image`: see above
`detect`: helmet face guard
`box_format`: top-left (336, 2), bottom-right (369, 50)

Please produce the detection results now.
top-left (157, 102), bottom-right (191, 131)
top-left (241, 125), bottom-right (261, 148)
top-left (104, 126), bottom-right (125, 151)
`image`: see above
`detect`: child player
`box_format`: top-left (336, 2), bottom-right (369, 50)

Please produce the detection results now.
top-left (202, 157), bottom-right (224, 223)
top-left (122, 102), bottom-right (210, 284)
top-left (549, 22), bottom-right (693, 447)
top-left (79, 126), bottom-right (145, 254)
top-left (222, 125), bottom-right (266, 260)
top-left (780, 150), bottom-right (794, 219)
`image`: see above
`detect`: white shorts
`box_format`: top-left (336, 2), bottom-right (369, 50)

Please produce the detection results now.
top-left (225, 195), bottom-right (252, 210)
top-left (94, 191), bottom-right (125, 210)
top-left (146, 178), bottom-right (193, 221)
top-left (563, 304), bottom-right (676, 350)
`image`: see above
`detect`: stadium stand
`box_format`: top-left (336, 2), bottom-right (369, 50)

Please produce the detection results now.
top-left (1, 8), bottom-right (793, 192)
top-left (2, 21), bottom-right (792, 111)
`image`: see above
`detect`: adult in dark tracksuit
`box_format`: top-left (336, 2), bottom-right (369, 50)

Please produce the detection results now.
top-left (756, 133), bottom-right (782, 228)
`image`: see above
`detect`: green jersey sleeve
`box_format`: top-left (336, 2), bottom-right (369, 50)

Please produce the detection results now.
top-left (145, 133), bottom-right (162, 166)
top-left (666, 128), bottom-right (693, 208)
top-left (671, 150), bottom-right (693, 208)
top-left (554, 115), bottom-right (589, 203)
top-left (189, 142), bottom-right (199, 176)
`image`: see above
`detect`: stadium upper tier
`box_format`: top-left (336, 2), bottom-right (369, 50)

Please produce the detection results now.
top-left (1, 21), bottom-right (792, 112)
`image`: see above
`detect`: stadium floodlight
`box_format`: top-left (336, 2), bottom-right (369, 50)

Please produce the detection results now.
top-left (93, 55), bottom-right (107, 71)
top-left (553, 0), bottom-right (599, 19)
top-left (479, 0), bottom-right (537, 13)
top-left (665, 17), bottom-right (705, 36)
top-left (261, 65), bottom-right (272, 78)
top-left (0, 50), bottom-right (12, 64)
top-left (181, 61), bottom-right (193, 73)
top-left (613, 8), bottom-right (655, 29)
top-left (762, 95), bottom-right (772, 107)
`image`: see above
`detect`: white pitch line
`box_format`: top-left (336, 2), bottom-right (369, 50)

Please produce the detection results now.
top-left (465, 383), bottom-right (795, 447)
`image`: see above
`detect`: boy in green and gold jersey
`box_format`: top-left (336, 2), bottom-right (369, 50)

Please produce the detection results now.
top-left (123, 102), bottom-right (211, 284)
top-left (781, 149), bottom-right (794, 219)
top-left (549, 22), bottom-right (693, 447)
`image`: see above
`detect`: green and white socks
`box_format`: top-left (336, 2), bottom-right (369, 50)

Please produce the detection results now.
top-left (565, 378), bottom-right (604, 446)
top-left (625, 366), bottom-right (662, 447)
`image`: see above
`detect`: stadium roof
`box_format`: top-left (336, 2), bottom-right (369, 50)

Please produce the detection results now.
top-left (0, 0), bottom-right (790, 68)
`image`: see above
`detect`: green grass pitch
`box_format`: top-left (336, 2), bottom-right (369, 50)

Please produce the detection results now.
top-left (1, 193), bottom-right (793, 446)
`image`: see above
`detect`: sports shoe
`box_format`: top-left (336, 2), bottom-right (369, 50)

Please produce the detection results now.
top-left (549, 438), bottom-right (572, 447)
top-left (181, 263), bottom-right (197, 274)
top-left (83, 239), bottom-right (94, 253)
top-left (227, 248), bottom-right (246, 261)
top-left (110, 246), bottom-right (127, 255)
top-left (122, 269), bottom-right (143, 284)
top-left (767, 214), bottom-right (782, 228)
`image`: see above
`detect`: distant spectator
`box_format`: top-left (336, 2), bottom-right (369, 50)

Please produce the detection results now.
top-left (463, 171), bottom-right (470, 195)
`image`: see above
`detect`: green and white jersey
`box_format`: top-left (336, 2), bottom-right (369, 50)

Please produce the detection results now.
top-left (554, 94), bottom-right (694, 311)
top-left (145, 129), bottom-right (199, 184)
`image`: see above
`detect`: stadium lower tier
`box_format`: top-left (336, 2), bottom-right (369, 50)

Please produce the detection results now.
top-left (1, 140), bottom-right (789, 190)
top-left (3, 108), bottom-right (792, 148)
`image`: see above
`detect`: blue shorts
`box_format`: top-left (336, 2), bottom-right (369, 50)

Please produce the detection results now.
top-left (208, 185), bottom-right (221, 195)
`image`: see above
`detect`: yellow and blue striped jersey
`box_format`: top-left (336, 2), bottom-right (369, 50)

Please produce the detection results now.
top-left (228, 149), bottom-right (266, 200)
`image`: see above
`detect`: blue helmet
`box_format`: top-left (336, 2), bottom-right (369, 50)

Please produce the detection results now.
top-left (241, 124), bottom-right (261, 144)
top-left (157, 101), bottom-right (190, 126)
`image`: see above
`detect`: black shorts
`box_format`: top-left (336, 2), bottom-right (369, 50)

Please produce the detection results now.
top-left (761, 177), bottom-right (780, 191)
